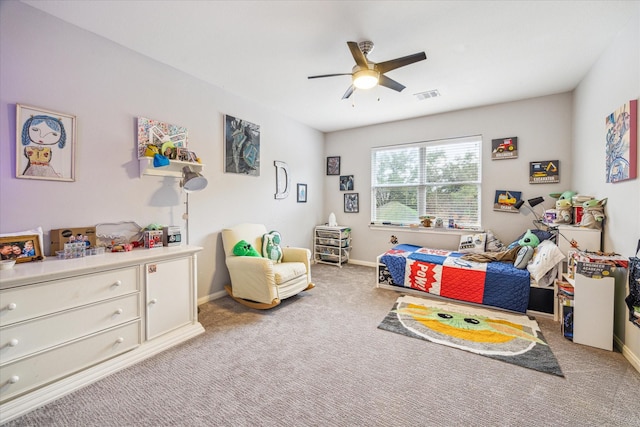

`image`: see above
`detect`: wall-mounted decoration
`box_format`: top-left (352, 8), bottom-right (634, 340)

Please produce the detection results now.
top-left (326, 156), bottom-right (340, 175)
top-left (274, 161), bottom-right (290, 199)
top-left (137, 116), bottom-right (188, 159)
top-left (606, 99), bottom-right (637, 183)
top-left (339, 175), bottom-right (354, 191)
top-left (0, 234), bottom-right (43, 263)
top-left (344, 193), bottom-right (359, 213)
top-left (491, 137), bottom-right (518, 160)
top-left (16, 104), bottom-right (76, 182)
top-left (297, 183), bottom-right (307, 203)
top-left (529, 160), bottom-right (559, 184)
top-left (493, 190), bottom-right (522, 213)
top-left (224, 114), bottom-right (260, 176)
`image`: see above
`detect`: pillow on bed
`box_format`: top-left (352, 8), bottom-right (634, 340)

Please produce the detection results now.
top-left (485, 229), bottom-right (506, 252)
top-left (527, 240), bottom-right (565, 282)
top-left (458, 233), bottom-right (487, 253)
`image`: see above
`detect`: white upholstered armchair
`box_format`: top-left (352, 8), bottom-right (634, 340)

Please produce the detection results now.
top-left (221, 223), bottom-right (314, 309)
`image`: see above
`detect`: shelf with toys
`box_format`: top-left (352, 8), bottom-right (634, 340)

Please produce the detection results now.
top-left (138, 157), bottom-right (205, 178)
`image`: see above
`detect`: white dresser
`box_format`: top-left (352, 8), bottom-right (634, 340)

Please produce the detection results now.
top-left (0, 246), bottom-right (204, 424)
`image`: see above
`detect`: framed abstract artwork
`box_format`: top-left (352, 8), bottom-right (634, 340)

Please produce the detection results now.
top-left (224, 114), bottom-right (260, 176)
top-left (606, 99), bottom-right (637, 183)
top-left (339, 175), bottom-right (354, 191)
top-left (344, 193), bottom-right (359, 213)
top-left (326, 156), bottom-right (340, 175)
top-left (16, 104), bottom-right (76, 182)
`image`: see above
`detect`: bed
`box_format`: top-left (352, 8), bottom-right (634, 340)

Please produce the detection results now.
top-left (376, 231), bottom-right (565, 314)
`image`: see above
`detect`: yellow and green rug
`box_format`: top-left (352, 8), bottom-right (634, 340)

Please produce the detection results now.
top-left (378, 295), bottom-right (564, 377)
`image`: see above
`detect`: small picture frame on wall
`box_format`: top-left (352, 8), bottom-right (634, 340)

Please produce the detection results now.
top-left (326, 156), bottom-right (340, 175)
top-left (339, 175), bottom-right (354, 191)
top-left (297, 183), bottom-right (307, 203)
top-left (16, 104), bottom-right (76, 182)
top-left (344, 193), bottom-right (359, 213)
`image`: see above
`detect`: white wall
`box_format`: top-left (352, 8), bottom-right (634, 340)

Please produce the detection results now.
top-left (0, 2), bottom-right (325, 301)
top-left (325, 93), bottom-right (573, 262)
top-left (572, 5), bottom-right (639, 367)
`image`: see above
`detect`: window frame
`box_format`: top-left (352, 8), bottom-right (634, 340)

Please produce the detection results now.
top-left (370, 135), bottom-right (482, 227)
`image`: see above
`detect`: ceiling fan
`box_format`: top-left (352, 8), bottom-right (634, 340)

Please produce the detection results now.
top-left (308, 41), bottom-right (427, 99)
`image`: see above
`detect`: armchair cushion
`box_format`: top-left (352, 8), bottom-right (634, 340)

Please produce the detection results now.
top-left (261, 230), bottom-right (283, 263)
top-left (273, 261), bottom-right (307, 284)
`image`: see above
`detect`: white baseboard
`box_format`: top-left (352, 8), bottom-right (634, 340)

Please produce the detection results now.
top-left (614, 334), bottom-right (640, 373)
top-left (198, 289), bottom-right (227, 305)
top-left (345, 259), bottom-right (376, 267)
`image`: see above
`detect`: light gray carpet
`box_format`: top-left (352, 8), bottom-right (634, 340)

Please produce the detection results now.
top-left (6, 263), bottom-right (640, 426)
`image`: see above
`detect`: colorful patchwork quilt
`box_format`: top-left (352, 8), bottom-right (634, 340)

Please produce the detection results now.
top-left (379, 244), bottom-right (530, 313)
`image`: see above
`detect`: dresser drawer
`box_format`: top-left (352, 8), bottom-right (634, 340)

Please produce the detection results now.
top-left (0, 293), bottom-right (140, 365)
top-left (0, 320), bottom-right (141, 403)
top-left (0, 266), bottom-right (139, 326)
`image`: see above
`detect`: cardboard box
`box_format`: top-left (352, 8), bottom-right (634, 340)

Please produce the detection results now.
top-left (50, 227), bottom-right (97, 253)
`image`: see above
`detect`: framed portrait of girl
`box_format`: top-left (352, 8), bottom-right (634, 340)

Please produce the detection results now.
top-left (16, 104), bottom-right (76, 182)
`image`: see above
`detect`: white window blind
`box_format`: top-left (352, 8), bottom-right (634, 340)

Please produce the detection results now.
top-left (371, 135), bottom-right (482, 226)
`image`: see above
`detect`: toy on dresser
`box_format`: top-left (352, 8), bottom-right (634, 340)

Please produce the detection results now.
top-left (579, 198), bottom-right (607, 229)
top-left (549, 190), bottom-right (576, 224)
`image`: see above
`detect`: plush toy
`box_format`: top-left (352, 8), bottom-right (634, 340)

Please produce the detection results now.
top-left (232, 240), bottom-right (261, 257)
top-left (518, 229), bottom-right (540, 248)
top-left (580, 198), bottom-right (607, 229)
top-left (262, 231), bottom-right (283, 263)
top-left (555, 198), bottom-right (573, 224)
top-left (550, 190), bottom-right (577, 202)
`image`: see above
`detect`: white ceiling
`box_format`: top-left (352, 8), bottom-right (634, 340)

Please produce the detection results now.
top-left (21, 0), bottom-right (638, 133)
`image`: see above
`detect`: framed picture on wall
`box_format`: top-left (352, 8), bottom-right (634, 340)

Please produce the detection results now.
top-left (16, 104), bottom-right (76, 182)
top-left (339, 175), bottom-right (354, 191)
top-left (606, 99), bottom-right (637, 183)
top-left (326, 156), bottom-right (340, 175)
top-left (344, 193), bottom-right (359, 213)
top-left (529, 160), bottom-right (560, 184)
top-left (297, 183), bottom-right (307, 203)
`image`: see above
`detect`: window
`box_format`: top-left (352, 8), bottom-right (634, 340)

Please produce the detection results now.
top-left (371, 135), bottom-right (482, 227)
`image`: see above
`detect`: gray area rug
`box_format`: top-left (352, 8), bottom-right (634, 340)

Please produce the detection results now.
top-left (379, 295), bottom-right (564, 377)
top-left (6, 263), bottom-right (640, 426)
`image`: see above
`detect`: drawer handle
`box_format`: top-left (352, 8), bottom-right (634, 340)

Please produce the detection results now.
top-left (115, 337), bottom-right (125, 344)
top-left (8, 375), bottom-right (19, 384)
top-left (113, 280), bottom-right (122, 287)
top-left (8, 339), bottom-right (19, 347)
top-left (149, 298), bottom-right (158, 305)
top-left (7, 303), bottom-right (17, 311)
top-left (114, 308), bottom-right (124, 315)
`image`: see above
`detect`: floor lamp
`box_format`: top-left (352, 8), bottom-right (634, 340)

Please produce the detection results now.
top-left (180, 166), bottom-right (208, 245)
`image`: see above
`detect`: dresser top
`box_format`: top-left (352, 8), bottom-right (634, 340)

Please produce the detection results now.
top-left (0, 246), bottom-right (202, 290)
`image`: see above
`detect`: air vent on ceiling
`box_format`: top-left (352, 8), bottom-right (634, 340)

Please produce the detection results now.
top-left (414, 89), bottom-right (441, 100)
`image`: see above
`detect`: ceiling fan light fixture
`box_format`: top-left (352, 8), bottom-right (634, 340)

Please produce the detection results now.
top-left (352, 69), bottom-right (379, 90)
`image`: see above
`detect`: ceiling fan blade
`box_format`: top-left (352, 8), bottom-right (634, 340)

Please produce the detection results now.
top-left (342, 85), bottom-right (355, 100)
top-left (347, 41), bottom-right (369, 68)
top-left (378, 74), bottom-right (406, 92)
top-left (308, 73), bottom-right (352, 79)
top-left (375, 52), bottom-right (426, 74)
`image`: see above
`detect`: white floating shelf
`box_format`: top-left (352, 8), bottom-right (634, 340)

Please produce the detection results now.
top-left (139, 157), bottom-right (205, 178)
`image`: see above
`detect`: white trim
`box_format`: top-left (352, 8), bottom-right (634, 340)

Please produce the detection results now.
top-left (614, 334), bottom-right (640, 373)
